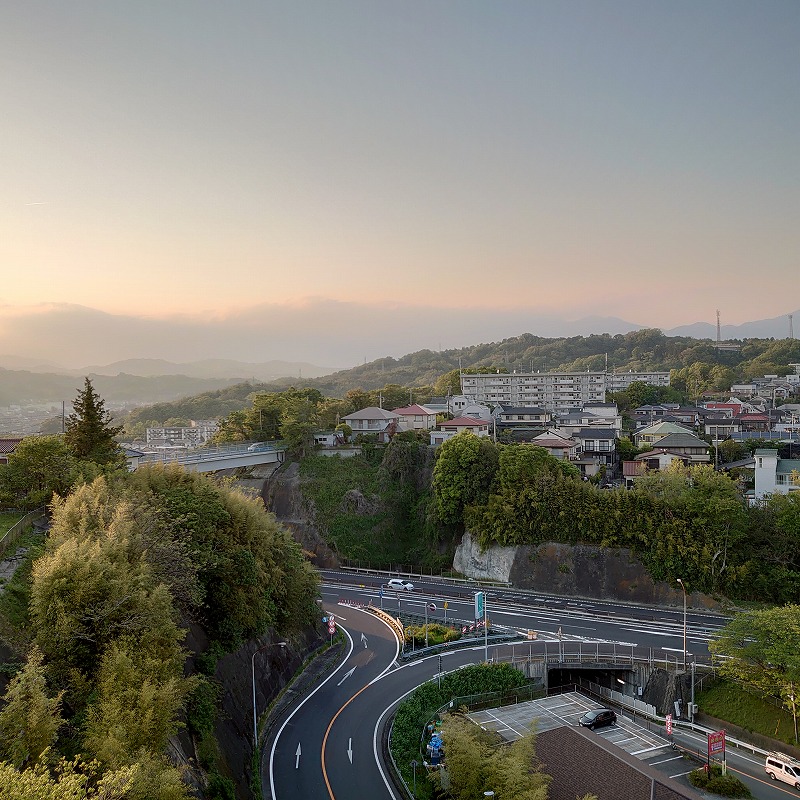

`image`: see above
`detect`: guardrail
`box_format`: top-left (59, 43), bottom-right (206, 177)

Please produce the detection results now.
top-left (0, 508), bottom-right (46, 560)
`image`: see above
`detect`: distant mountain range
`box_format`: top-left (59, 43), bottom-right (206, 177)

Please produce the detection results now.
top-left (1, 308), bottom-right (797, 408)
top-left (0, 357), bottom-right (337, 382)
top-left (665, 310), bottom-right (799, 340)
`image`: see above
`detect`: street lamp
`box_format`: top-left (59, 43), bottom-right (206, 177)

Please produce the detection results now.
top-left (677, 579), bottom-right (687, 672)
top-left (252, 641), bottom-right (287, 750)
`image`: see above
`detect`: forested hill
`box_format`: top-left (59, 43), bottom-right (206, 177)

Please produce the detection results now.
top-left (273, 329), bottom-right (800, 397)
top-left (118, 330), bottom-right (800, 427)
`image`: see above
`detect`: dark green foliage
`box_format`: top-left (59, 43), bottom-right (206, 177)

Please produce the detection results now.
top-left (207, 771), bottom-right (236, 800)
top-left (688, 764), bottom-right (751, 797)
top-left (185, 677), bottom-right (221, 739)
top-left (64, 378), bottom-right (124, 465)
top-left (125, 465), bottom-right (319, 646)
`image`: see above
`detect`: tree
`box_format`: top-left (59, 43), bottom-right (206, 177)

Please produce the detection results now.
top-left (434, 713), bottom-right (548, 800)
top-left (431, 432), bottom-right (499, 527)
top-left (64, 378), bottom-right (123, 465)
top-left (0, 757), bottom-right (137, 800)
top-left (0, 435), bottom-right (77, 509)
top-left (0, 647), bottom-right (63, 768)
top-left (710, 604), bottom-right (800, 741)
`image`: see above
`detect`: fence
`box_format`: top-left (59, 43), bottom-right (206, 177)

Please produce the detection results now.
top-left (0, 508), bottom-right (46, 560)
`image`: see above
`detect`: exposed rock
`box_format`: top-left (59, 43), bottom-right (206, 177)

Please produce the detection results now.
top-left (454, 531), bottom-right (720, 610)
top-left (340, 488), bottom-right (383, 516)
top-left (263, 462), bottom-right (339, 568)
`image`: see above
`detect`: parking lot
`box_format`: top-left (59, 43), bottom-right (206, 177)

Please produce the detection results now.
top-left (468, 692), bottom-right (696, 784)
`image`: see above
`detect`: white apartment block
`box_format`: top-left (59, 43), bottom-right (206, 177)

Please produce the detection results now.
top-left (146, 422), bottom-right (219, 445)
top-left (605, 371), bottom-right (671, 392)
top-left (460, 371), bottom-right (670, 413)
top-left (460, 372), bottom-right (605, 412)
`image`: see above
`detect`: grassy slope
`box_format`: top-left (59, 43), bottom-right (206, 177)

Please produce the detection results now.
top-left (697, 681), bottom-right (798, 748)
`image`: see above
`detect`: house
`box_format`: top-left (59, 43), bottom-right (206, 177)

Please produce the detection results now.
top-left (623, 460), bottom-right (646, 487)
top-left (633, 421), bottom-right (693, 448)
top-left (392, 404), bottom-right (438, 431)
top-left (703, 417), bottom-right (740, 438)
top-left (341, 407), bottom-right (400, 442)
top-left (555, 408), bottom-right (622, 435)
top-left (634, 448), bottom-right (694, 472)
top-left (0, 437), bottom-right (24, 465)
top-left (123, 446), bottom-right (146, 472)
top-left (753, 449), bottom-right (800, 500)
top-left (640, 432), bottom-right (711, 463)
top-left (735, 413), bottom-right (771, 433)
top-left (430, 417), bottom-right (490, 445)
top-left (530, 429), bottom-right (580, 460)
top-left (494, 404), bottom-right (551, 442)
top-left (460, 403), bottom-right (493, 421)
top-left (572, 428), bottom-right (617, 476)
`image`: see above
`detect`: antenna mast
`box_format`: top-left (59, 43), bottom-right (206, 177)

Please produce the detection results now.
top-left (790, 313), bottom-right (795, 339)
top-left (716, 310), bottom-right (721, 345)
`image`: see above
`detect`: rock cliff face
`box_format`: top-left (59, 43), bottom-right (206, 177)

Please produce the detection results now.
top-left (454, 532), bottom-right (719, 609)
top-left (262, 462), bottom-right (339, 568)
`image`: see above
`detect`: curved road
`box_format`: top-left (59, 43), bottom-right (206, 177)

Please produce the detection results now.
top-left (267, 574), bottom-right (789, 800)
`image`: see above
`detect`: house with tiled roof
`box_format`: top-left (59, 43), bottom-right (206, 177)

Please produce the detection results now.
top-left (633, 421), bottom-right (693, 448)
top-left (572, 428), bottom-right (617, 476)
top-left (0, 437), bottom-right (24, 465)
top-left (430, 417), bottom-right (490, 445)
top-left (341, 407), bottom-right (399, 442)
top-left (392, 404), bottom-right (438, 431)
top-left (530, 429), bottom-right (580, 460)
top-left (640, 432), bottom-right (711, 463)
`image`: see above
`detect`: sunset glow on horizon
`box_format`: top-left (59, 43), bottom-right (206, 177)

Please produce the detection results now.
top-left (2, 2), bottom-right (798, 366)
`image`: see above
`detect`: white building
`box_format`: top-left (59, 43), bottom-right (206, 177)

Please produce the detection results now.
top-left (460, 371), bottom-right (669, 413)
top-left (460, 372), bottom-right (606, 412)
top-left (605, 371), bottom-right (671, 392)
top-left (754, 449), bottom-right (800, 500)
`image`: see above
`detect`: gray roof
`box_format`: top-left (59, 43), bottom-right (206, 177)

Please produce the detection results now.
top-left (573, 428), bottom-right (616, 440)
top-left (649, 433), bottom-right (709, 449)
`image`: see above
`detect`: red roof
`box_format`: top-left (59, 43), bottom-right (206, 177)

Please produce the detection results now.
top-left (442, 416), bottom-right (487, 427)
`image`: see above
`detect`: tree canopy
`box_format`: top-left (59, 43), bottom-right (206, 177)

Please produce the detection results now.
top-left (64, 378), bottom-right (123, 465)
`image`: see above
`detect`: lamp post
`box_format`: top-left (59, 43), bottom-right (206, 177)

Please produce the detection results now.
top-left (677, 579), bottom-right (687, 672)
top-left (252, 641), bottom-right (287, 750)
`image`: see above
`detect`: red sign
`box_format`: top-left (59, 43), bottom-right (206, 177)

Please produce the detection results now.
top-left (665, 713), bottom-right (672, 735)
top-left (708, 730), bottom-right (725, 757)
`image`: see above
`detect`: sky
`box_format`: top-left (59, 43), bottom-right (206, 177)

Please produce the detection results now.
top-left (1, 1), bottom-right (798, 368)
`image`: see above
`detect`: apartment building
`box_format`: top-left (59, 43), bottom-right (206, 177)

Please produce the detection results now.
top-left (460, 372), bottom-right (606, 412)
top-left (460, 371), bottom-right (669, 413)
top-left (605, 371), bottom-right (671, 392)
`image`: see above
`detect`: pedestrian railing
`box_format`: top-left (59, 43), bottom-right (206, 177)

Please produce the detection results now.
top-left (0, 508), bottom-right (46, 560)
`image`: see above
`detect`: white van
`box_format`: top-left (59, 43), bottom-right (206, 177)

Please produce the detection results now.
top-left (765, 752), bottom-right (800, 789)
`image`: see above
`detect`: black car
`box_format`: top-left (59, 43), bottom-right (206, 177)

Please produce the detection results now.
top-left (578, 708), bottom-right (617, 730)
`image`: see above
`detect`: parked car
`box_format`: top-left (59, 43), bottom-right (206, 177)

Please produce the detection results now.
top-left (387, 578), bottom-right (414, 592)
top-left (578, 708), bottom-right (617, 730)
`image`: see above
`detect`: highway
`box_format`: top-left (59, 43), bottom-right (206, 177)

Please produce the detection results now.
top-left (265, 572), bottom-right (789, 800)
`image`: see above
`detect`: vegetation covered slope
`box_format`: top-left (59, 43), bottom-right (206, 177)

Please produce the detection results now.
top-left (0, 465), bottom-right (318, 799)
top-left (108, 331), bottom-right (800, 428)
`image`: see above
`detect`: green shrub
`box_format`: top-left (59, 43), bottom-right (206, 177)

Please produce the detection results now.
top-left (688, 764), bottom-right (751, 797)
top-left (404, 623), bottom-right (460, 647)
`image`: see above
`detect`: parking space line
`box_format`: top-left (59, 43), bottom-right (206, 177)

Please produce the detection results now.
top-left (648, 755), bottom-right (683, 765)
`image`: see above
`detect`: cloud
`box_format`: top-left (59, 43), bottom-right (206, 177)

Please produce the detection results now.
top-left (0, 299), bottom-right (649, 369)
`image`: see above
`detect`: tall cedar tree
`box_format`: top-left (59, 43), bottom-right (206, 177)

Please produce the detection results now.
top-left (64, 378), bottom-right (123, 464)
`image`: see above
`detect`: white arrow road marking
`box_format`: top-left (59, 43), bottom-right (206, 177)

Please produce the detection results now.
top-left (295, 743), bottom-right (301, 769)
top-left (347, 738), bottom-right (353, 764)
top-left (361, 632), bottom-right (368, 648)
top-left (337, 666), bottom-right (356, 686)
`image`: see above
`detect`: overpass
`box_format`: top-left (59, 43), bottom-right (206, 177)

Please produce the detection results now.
top-left (134, 442), bottom-right (286, 473)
